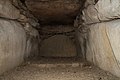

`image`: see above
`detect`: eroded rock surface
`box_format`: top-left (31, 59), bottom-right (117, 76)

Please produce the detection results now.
top-left (0, 0), bottom-right (20, 19)
top-left (82, 0), bottom-right (120, 24)
top-left (76, 0), bottom-right (120, 78)
top-left (84, 20), bottom-right (120, 78)
top-left (40, 35), bottom-right (77, 57)
top-left (0, 0), bottom-right (40, 75)
top-left (0, 19), bottom-right (26, 74)
top-left (25, 23), bottom-right (40, 58)
top-left (26, 0), bottom-right (82, 24)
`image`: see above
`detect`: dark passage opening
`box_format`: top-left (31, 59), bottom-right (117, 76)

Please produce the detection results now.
top-left (24, 0), bottom-right (85, 58)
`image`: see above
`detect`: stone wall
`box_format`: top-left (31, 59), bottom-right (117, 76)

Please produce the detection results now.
top-left (39, 25), bottom-right (75, 42)
top-left (0, 0), bottom-right (40, 75)
top-left (2, 0), bottom-right (120, 78)
top-left (38, 25), bottom-right (77, 57)
top-left (39, 35), bottom-right (77, 57)
top-left (76, 0), bottom-right (120, 77)
top-left (0, 19), bottom-right (26, 75)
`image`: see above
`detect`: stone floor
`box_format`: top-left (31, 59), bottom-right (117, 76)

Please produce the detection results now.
top-left (0, 57), bottom-right (119, 80)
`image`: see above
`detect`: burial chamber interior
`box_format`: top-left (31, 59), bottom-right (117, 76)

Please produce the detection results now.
top-left (0, 0), bottom-right (120, 79)
top-left (24, 0), bottom-right (85, 58)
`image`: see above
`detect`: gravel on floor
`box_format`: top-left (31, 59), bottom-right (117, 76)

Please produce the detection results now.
top-left (0, 58), bottom-right (119, 80)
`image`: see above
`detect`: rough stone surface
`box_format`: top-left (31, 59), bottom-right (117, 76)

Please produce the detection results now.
top-left (39, 35), bottom-right (77, 57)
top-left (75, 27), bottom-right (88, 58)
top-left (39, 25), bottom-right (75, 42)
top-left (0, 0), bottom-right (20, 19)
top-left (25, 23), bottom-right (40, 58)
top-left (0, 0), bottom-right (40, 76)
top-left (0, 58), bottom-right (119, 80)
top-left (40, 25), bottom-right (74, 34)
top-left (25, 0), bottom-right (82, 24)
top-left (82, 0), bottom-right (120, 24)
top-left (77, 20), bottom-right (120, 78)
top-left (84, 0), bottom-right (98, 7)
top-left (0, 19), bottom-right (26, 75)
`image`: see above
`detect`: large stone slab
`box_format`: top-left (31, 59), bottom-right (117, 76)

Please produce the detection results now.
top-left (78, 20), bottom-right (120, 77)
top-left (82, 0), bottom-right (120, 24)
top-left (25, 0), bottom-right (82, 24)
top-left (0, 19), bottom-right (26, 75)
top-left (40, 35), bottom-right (77, 57)
top-left (0, 0), bottom-right (20, 19)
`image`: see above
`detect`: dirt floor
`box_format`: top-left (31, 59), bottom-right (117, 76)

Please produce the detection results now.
top-left (0, 57), bottom-right (119, 80)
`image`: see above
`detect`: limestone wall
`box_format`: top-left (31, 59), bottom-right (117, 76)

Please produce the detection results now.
top-left (85, 20), bottom-right (120, 77)
top-left (0, 0), bottom-right (40, 75)
top-left (77, 0), bottom-right (120, 77)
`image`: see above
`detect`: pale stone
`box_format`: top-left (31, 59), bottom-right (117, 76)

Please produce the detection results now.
top-left (0, 0), bottom-right (20, 19)
top-left (84, 0), bottom-right (96, 7)
top-left (0, 19), bottom-right (26, 75)
top-left (72, 63), bottom-right (79, 67)
top-left (78, 20), bottom-right (120, 77)
top-left (82, 0), bottom-right (120, 24)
